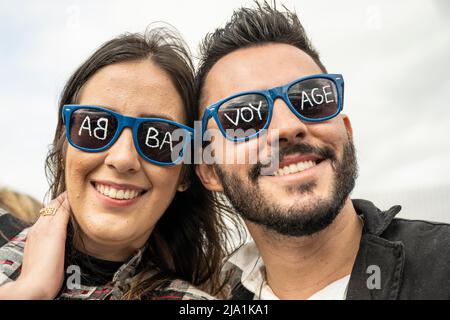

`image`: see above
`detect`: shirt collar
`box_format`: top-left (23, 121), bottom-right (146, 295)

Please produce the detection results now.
top-left (109, 245), bottom-right (152, 298)
top-left (112, 245), bottom-right (146, 283)
top-left (227, 241), bottom-right (268, 298)
top-left (352, 199), bottom-right (402, 235)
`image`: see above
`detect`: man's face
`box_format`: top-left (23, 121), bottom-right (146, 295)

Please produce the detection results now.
top-left (197, 43), bottom-right (358, 236)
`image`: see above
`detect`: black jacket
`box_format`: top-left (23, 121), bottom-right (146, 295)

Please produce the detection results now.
top-left (347, 199), bottom-right (450, 299)
top-left (229, 199), bottom-right (450, 300)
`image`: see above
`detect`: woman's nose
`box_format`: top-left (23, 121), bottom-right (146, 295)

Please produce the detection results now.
top-left (104, 128), bottom-right (141, 173)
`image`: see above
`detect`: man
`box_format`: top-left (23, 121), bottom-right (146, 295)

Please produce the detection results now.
top-left (195, 2), bottom-right (450, 299)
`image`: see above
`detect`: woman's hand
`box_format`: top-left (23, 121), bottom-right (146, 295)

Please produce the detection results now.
top-left (0, 192), bottom-right (70, 299)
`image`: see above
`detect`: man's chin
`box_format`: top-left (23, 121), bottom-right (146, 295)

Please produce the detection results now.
top-left (239, 190), bottom-right (342, 237)
top-left (260, 182), bottom-right (325, 206)
top-left (243, 208), bottom-right (340, 237)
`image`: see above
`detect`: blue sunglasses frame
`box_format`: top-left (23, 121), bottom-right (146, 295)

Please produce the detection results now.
top-left (62, 105), bottom-right (194, 166)
top-left (201, 73), bottom-right (344, 142)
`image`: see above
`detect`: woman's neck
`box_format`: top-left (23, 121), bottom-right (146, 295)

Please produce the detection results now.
top-left (73, 231), bottom-right (150, 262)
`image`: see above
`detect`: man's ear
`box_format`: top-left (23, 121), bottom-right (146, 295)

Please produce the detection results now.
top-left (341, 114), bottom-right (353, 139)
top-left (195, 164), bottom-right (224, 192)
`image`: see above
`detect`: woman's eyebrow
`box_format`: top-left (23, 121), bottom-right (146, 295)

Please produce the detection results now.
top-left (85, 104), bottom-right (178, 121)
top-left (139, 113), bottom-right (176, 121)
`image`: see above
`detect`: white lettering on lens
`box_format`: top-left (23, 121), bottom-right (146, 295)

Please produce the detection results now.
top-left (93, 118), bottom-right (109, 140)
top-left (311, 88), bottom-right (324, 105)
top-left (300, 90), bottom-right (314, 110)
top-left (223, 101), bottom-right (263, 126)
top-left (145, 127), bottom-right (159, 148)
top-left (240, 107), bottom-right (254, 122)
top-left (323, 85), bottom-right (335, 103)
top-left (78, 116), bottom-right (92, 137)
top-left (224, 110), bottom-right (240, 126)
top-left (160, 131), bottom-right (173, 151)
top-left (300, 85), bottom-right (335, 109)
top-left (249, 101), bottom-right (263, 119)
top-left (145, 127), bottom-right (174, 151)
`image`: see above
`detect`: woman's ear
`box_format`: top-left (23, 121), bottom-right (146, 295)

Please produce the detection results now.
top-left (195, 164), bottom-right (224, 192)
top-left (177, 183), bottom-right (189, 192)
top-left (177, 165), bottom-right (191, 192)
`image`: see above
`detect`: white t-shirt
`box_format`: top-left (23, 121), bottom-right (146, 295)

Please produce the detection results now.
top-left (227, 241), bottom-right (351, 300)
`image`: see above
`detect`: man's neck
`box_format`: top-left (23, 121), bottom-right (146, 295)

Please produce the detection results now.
top-left (246, 199), bottom-right (363, 300)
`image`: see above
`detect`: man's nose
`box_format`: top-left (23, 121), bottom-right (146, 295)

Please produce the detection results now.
top-left (267, 98), bottom-right (308, 148)
top-left (104, 128), bottom-right (142, 173)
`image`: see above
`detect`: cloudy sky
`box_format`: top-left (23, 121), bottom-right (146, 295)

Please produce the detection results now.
top-left (1, 0), bottom-right (449, 222)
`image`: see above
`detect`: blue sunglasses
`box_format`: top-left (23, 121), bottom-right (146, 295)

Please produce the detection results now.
top-left (201, 73), bottom-right (344, 142)
top-left (62, 105), bottom-right (193, 166)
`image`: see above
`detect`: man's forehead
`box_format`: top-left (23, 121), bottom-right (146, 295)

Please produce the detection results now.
top-left (199, 43), bottom-right (323, 113)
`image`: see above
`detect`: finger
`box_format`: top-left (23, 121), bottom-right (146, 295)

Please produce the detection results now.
top-left (53, 194), bottom-right (71, 225)
top-left (47, 193), bottom-right (71, 224)
top-left (54, 191), bottom-right (68, 208)
top-left (35, 193), bottom-right (70, 226)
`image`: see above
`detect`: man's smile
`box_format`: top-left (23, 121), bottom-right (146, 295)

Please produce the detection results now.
top-left (274, 153), bottom-right (325, 176)
top-left (263, 158), bottom-right (328, 182)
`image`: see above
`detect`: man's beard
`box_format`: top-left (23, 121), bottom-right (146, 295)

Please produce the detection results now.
top-left (214, 138), bottom-right (358, 237)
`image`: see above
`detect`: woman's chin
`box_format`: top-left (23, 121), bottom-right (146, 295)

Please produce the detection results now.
top-left (79, 220), bottom-right (144, 248)
top-left (71, 206), bottom-right (157, 256)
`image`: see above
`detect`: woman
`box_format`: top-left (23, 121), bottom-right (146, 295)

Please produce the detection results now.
top-left (0, 26), bottom-right (233, 299)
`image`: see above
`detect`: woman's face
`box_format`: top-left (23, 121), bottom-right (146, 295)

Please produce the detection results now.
top-left (65, 59), bottom-right (186, 259)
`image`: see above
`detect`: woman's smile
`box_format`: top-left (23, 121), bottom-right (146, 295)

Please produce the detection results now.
top-left (91, 180), bottom-right (149, 208)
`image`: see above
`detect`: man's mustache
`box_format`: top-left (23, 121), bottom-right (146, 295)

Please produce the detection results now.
top-left (249, 143), bottom-right (337, 182)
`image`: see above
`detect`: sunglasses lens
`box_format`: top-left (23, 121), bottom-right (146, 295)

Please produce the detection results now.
top-left (69, 108), bottom-right (117, 150)
top-left (288, 78), bottom-right (339, 120)
top-left (137, 122), bottom-right (189, 164)
top-left (217, 94), bottom-right (269, 139)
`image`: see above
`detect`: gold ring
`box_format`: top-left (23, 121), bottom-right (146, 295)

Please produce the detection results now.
top-left (39, 207), bottom-right (57, 216)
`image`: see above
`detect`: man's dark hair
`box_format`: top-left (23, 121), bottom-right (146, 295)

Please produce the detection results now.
top-left (195, 1), bottom-right (327, 108)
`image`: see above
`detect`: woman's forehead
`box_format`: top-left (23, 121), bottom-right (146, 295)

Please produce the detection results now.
top-left (79, 60), bottom-right (186, 122)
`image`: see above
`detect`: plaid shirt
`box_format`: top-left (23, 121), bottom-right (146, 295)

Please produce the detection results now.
top-left (0, 208), bottom-right (214, 300)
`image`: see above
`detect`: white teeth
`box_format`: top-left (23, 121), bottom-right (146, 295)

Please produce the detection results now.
top-left (297, 162), bottom-right (306, 171)
top-left (110, 189), bottom-right (117, 199)
top-left (94, 183), bottom-right (142, 200)
top-left (275, 160), bottom-right (317, 177)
